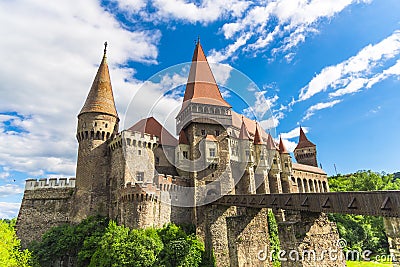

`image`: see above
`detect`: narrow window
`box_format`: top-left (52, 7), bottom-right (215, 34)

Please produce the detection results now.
top-left (138, 150), bottom-right (142, 156)
top-left (215, 130), bottom-right (220, 136)
top-left (209, 148), bottom-right (216, 157)
top-left (155, 157), bottom-right (160, 165)
top-left (201, 129), bottom-right (206, 136)
top-left (136, 172), bottom-right (144, 182)
top-left (183, 151), bottom-right (188, 159)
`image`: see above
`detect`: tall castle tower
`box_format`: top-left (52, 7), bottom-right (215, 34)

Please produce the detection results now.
top-left (72, 43), bottom-right (119, 221)
top-left (294, 127), bottom-right (318, 167)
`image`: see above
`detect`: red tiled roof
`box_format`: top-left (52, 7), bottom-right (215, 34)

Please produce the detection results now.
top-left (253, 123), bottom-right (263, 145)
top-left (279, 136), bottom-right (289, 154)
top-left (205, 134), bottom-right (218, 142)
top-left (292, 163), bottom-right (326, 175)
top-left (178, 130), bottom-right (189, 145)
top-left (266, 134), bottom-right (278, 150)
top-left (238, 119), bottom-right (252, 140)
top-left (128, 117), bottom-right (178, 146)
top-left (181, 42), bottom-right (231, 110)
top-left (79, 54), bottom-right (118, 118)
top-left (295, 127), bottom-right (316, 150)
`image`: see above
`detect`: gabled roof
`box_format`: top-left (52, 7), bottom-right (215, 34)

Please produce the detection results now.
top-left (239, 119), bottom-right (252, 140)
top-left (205, 134), bottom-right (218, 142)
top-left (79, 48), bottom-right (118, 118)
top-left (295, 127), bottom-right (316, 150)
top-left (253, 123), bottom-right (263, 145)
top-left (279, 136), bottom-right (289, 154)
top-left (181, 41), bottom-right (231, 110)
top-left (128, 117), bottom-right (178, 147)
top-left (178, 130), bottom-right (189, 145)
top-left (292, 163), bottom-right (326, 175)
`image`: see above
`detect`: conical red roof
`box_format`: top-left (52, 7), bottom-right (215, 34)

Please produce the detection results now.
top-left (253, 123), bottom-right (263, 145)
top-left (178, 130), bottom-right (189, 145)
top-left (295, 127), bottom-right (316, 150)
top-left (79, 49), bottom-right (118, 118)
top-left (279, 136), bottom-right (289, 154)
top-left (181, 41), bottom-right (231, 109)
top-left (239, 119), bottom-right (251, 140)
top-left (266, 134), bottom-right (278, 150)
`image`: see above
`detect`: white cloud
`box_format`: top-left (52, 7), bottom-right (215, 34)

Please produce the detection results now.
top-left (303, 100), bottom-right (342, 121)
top-left (0, 202), bottom-right (21, 219)
top-left (0, 172), bottom-right (10, 180)
top-left (0, 0), bottom-right (160, 177)
top-left (300, 30), bottom-right (400, 101)
top-left (280, 126), bottom-right (309, 140)
top-left (0, 184), bottom-right (24, 197)
top-left (213, 0), bottom-right (370, 62)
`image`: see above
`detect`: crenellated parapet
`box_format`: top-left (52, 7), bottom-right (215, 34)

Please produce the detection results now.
top-left (24, 177), bottom-right (76, 190)
top-left (109, 130), bottom-right (159, 151)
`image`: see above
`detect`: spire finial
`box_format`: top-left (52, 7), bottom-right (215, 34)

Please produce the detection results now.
top-left (197, 36), bottom-right (200, 45)
top-left (104, 41), bottom-right (108, 56)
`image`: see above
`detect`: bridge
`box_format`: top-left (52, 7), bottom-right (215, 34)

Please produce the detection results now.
top-left (216, 190), bottom-right (400, 217)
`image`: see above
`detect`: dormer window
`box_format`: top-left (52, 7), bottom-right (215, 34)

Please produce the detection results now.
top-left (201, 129), bottom-right (206, 136)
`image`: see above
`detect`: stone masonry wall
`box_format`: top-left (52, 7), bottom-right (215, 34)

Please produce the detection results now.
top-left (16, 187), bottom-right (75, 248)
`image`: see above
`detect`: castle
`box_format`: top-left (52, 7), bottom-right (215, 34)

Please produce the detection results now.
top-left (16, 41), bottom-right (340, 267)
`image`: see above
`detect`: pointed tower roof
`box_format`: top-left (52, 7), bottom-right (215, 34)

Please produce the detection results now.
top-left (253, 123), bottom-right (263, 145)
top-left (239, 118), bottom-right (251, 140)
top-left (178, 130), bottom-right (189, 145)
top-left (79, 43), bottom-right (118, 118)
top-left (266, 134), bottom-right (278, 150)
top-left (279, 136), bottom-right (289, 154)
top-left (181, 41), bottom-right (231, 109)
top-left (295, 127), bottom-right (316, 150)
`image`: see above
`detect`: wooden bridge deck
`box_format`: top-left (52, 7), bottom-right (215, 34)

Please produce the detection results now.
top-left (215, 191), bottom-right (400, 217)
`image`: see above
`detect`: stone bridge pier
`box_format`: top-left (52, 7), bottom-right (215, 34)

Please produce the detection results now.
top-left (277, 211), bottom-right (346, 267)
top-left (384, 217), bottom-right (400, 267)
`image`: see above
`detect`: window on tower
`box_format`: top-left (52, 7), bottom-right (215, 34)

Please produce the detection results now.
top-left (201, 129), bottom-right (206, 136)
top-left (136, 172), bottom-right (144, 182)
top-left (209, 148), bottom-right (216, 157)
top-left (183, 151), bottom-right (188, 159)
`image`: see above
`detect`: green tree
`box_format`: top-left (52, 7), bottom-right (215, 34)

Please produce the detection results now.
top-left (0, 219), bottom-right (32, 267)
top-left (328, 170), bottom-right (399, 254)
top-left (89, 221), bottom-right (163, 267)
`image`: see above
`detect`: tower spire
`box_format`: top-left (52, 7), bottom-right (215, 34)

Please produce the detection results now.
top-left (295, 127), bottom-right (315, 150)
top-left (239, 117), bottom-right (251, 140)
top-left (79, 44), bottom-right (118, 118)
top-left (279, 136), bottom-right (289, 154)
top-left (253, 122), bottom-right (263, 145)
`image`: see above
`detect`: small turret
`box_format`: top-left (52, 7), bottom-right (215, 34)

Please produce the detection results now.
top-left (279, 137), bottom-right (295, 193)
top-left (294, 127), bottom-right (318, 167)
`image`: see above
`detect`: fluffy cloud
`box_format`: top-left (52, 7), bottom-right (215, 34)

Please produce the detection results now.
top-left (300, 30), bottom-right (400, 101)
top-left (0, 202), bottom-right (21, 219)
top-left (303, 100), bottom-right (342, 121)
top-left (0, 0), bottom-right (160, 176)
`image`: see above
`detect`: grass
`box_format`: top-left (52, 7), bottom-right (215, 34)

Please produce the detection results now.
top-left (347, 260), bottom-right (393, 267)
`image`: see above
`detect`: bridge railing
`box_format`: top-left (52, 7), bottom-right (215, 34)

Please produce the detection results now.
top-left (216, 191), bottom-right (400, 217)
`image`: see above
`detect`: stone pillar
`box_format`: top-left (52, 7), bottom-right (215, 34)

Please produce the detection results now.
top-left (384, 217), bottom-right (400, 266)
top-left (278, 211), bottom-right (346, 267)
top-left (226, 208), bottom-right (271, 267)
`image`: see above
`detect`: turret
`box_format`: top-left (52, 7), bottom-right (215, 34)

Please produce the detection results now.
top-left (266, 134), bottom-right (282, 194)
top-left (73, 43), bottom-right (119, 221)
top-left (294, 127), bottom-right (318, 167)
top-left (236, 118), bottom-right (255, 194)
top-left (176, 130), bottom-right (190, 176)
top-left (279, 137), bottom-right (295, 193)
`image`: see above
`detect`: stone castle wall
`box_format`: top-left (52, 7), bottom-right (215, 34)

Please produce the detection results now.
top-left (16, 178), bottom-right (76, 248)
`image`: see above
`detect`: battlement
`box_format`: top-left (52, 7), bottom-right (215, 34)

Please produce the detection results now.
top-left (109, 130), bottom-right (159, 151)
top-left (24, 177), bottom-right (76, 190)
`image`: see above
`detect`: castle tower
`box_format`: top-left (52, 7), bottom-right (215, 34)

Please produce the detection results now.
top-left (294, 127), bottom-right (318, 167)
top-left (252, 123), bottom-right (270, 194)
top-left (176, 40), bottom-right (236, 265)
top-left (266, 134), bottom-right (283, 194)
top-left (73, 43), bottom-right (119, 221)
top-left (278, 136), bottom-right (295, 193)
top-left (236, 119), bottom-right (255, 194)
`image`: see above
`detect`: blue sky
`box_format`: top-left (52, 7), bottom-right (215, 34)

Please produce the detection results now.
top-left (0, 0), bottom-right (399, 218)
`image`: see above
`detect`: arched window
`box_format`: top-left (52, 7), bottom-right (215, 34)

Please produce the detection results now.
top-left (297, 178), bottom-right (303, 193)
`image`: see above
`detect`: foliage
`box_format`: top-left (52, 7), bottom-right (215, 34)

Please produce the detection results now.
top-left (29, 215), bottom-right (109, 267)
top-left (328, 170), bottom-right (400, 254)
top-left (31, 219), bottom-right (211, 267)
top-left (267, 210), bottom-right (281, 267)
top-left (0, 219), bottom-right (32, 267)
